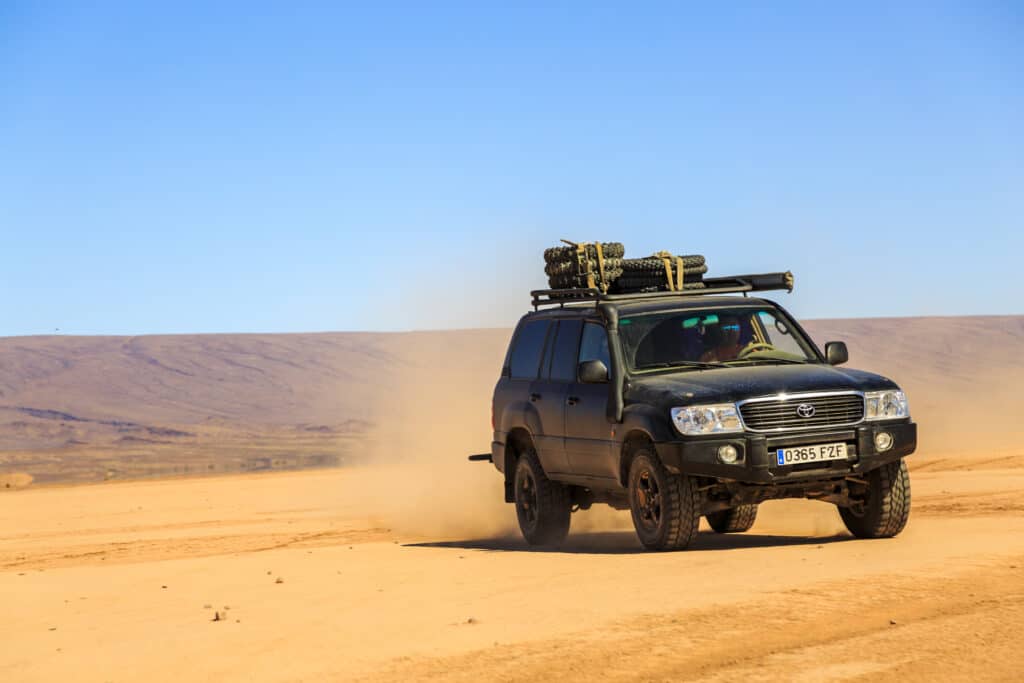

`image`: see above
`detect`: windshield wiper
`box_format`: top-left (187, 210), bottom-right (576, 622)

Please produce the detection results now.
top-left (728, 357), bottom-right (809, 365)
top-left (635, 360), bottom-right (729, 371)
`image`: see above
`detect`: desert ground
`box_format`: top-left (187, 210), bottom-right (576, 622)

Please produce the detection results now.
top-left (2, 316), bottom-right (1023, 681)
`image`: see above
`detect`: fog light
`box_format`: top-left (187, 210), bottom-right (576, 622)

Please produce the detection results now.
top-left (718, 445), bottom-right (739, 464)
top-left (874, 432), bottom-right (894, 452)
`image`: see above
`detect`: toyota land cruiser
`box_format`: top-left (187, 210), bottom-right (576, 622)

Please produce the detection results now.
top-left (470, 273), bottom-right (916, 551)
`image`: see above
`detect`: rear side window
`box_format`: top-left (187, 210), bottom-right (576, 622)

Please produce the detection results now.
top-left (547, 319), bottom-right (583, 381)
top-left (509, 320), bottom-right (550, 379)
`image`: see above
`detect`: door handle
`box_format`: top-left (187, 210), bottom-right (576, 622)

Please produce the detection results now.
top-left (567, 396), bottom-right (580, 406)
top-left (530, 393), bottom-right (542, 402)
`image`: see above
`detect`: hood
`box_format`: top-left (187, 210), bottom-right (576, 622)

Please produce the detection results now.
top-left (625, 363), bottom-right (899, 409)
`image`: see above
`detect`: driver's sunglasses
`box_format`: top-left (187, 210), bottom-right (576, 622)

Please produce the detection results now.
top-left (721, 324), bottom-right (740, 331)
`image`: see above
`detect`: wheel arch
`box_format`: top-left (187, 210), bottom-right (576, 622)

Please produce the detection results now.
top-left (503, 427), bottom-right (535, 502)
top-left (618, 429), bottom-right (656, 487)
top-left (617, 404), bottom-right (675, 487)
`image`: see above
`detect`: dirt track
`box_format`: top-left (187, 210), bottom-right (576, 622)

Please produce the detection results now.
top-left (2, 456), bottom-right (1023, 682)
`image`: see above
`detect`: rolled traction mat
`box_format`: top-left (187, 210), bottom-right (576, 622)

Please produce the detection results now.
top-left (544, 257), bottom-right (624, 277)
top-left (620, 255), bottom-right (706, 272)
top-left (548, 268), bottom-right (625, 290)
top-left (544, 242), bottom-right (626, 264)
top-left (612, 281), bottom-right (706, 294)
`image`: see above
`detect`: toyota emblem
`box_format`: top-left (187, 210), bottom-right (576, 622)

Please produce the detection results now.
top-left (796, 403), bottom-right (816, 418)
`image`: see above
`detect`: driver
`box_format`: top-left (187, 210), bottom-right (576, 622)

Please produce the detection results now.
top-left (700, 315), bottom-right (744, 362)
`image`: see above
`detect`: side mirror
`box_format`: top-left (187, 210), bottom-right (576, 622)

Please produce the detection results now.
top-left (825, 341), bottom-right (849, 366)
top-left (578, 359), bottom-right (609, 383)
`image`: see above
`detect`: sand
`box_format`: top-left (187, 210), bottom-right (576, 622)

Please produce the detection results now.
top-left (1, 461), bottom-right (1023, 682)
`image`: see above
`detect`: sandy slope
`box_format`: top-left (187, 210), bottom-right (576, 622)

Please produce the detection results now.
top-left (1, 459), bottom-right (1023, 682)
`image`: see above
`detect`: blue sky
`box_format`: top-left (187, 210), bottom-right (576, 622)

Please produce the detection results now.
top-left (2, 2), bottom-right (1021, 335)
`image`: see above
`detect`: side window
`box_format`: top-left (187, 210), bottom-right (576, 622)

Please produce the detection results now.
top-left (578, 322), bottom-right (610, 372)
top-left (757, 311), bottom-right (806, 356)
top-left (509, 320), bottom-right (550, 379)
top-left (548, 319), bottom-right (583, 381)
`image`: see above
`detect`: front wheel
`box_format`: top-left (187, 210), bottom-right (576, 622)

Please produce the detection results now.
top-left (514, 450), bottom-right (571, 546)
top-left (706, 504), bottom-right (758, 533)
top-left (628, 451), bottom-right (701, 551)
top-left (839, 459), bottom-right (911, 538)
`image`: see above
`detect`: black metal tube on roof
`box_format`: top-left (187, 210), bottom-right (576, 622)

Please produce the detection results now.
top-left (530, 271), bottom-right (794, 310)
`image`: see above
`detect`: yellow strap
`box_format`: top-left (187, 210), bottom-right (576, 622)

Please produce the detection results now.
top-left (651, 250), bottom-right (677, 292)
top-left (564, 240), bottom-right (584, 283)
top-left (569, 241), bottom-right (610, 292)
top-left (576, 243), bottom-right (596, 290)
top-left (660, 256), bottom-right (675, 291)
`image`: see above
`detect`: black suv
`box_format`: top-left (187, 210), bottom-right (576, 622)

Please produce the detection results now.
top-left (473, 275), bottom-right (916, 551)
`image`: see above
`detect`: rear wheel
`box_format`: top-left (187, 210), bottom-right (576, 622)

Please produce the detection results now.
top-left (514, 450), bottom-right (571, 546)
top-left (628, 451), bottom-right (701, 551)
top-left (706, 504), bottom-right (758, 533)
top-left (839, 459), bottom-right (911, 538)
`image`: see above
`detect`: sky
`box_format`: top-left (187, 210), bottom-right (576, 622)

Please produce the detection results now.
top-left (2, 2), bottom-right (1022, 335)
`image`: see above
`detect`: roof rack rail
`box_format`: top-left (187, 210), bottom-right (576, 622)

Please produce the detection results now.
top-left (530, 271), bottom-right (794, 310)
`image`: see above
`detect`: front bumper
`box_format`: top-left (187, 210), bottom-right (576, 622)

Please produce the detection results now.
top-left (655, 421), bottom-right (916, 484)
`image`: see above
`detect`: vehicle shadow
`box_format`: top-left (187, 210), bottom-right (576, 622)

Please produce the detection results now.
top-left (404, 530), bottom-right (853, 555)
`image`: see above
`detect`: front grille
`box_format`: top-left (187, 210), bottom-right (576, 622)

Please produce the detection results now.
top-left (739, 393), bottom-right (864, 432)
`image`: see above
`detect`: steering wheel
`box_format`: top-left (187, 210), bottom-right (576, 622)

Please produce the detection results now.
top-left (737, 341), bottom-right (776, 359)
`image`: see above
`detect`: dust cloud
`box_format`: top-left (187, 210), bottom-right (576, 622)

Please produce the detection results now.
top-left (906, 368), bottom-right (1024, 458)
top-left (355, 331), bottom-right (520, 540)
top-left (354, 329), bottom-right (635, 540)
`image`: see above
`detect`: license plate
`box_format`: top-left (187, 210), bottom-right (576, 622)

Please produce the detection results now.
top-left (776, 442), bottom-right (848, 466)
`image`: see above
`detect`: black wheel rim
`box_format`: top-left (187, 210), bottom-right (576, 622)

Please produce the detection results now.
top-left (635, 469), bottom-right (662, 531)
top-left (517, 469), bottom-right (538, 528)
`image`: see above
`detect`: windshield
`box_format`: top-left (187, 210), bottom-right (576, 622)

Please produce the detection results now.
top-left (619, 306), bottom-right (819, 372)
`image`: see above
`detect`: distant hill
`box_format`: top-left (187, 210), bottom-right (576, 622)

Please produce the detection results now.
top-left (0, 329), bottom-right (509, 484)
top-left (1, 317), bottom-right (1021, 486)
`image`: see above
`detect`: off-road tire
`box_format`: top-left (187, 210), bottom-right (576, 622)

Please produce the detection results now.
top-left (838, 459), bottom-right (911, 539)
top-left (615, 276), bottom-right (705, 287)
top-left (544, 257), bottom-right (624, 277)
top-left (548, 269), bottom-right (624, 290)
top-left (514, 450), bottom-right (571, 546)
top-left (628, 450), bottom-right (701, 551)
top-left (621, 262), bottom-right (708, 276)
top-left (706, 504), bottom-right (758, 533)
top-left (613, 280), bottom-right (706, 294)
top-left (620, 255), bottom-right (706, 271)
top-left (544, 242), bottom-right (625, 263)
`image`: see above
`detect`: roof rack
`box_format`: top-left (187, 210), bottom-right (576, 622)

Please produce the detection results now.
top-left (530, 271), bottom-right (794, 310)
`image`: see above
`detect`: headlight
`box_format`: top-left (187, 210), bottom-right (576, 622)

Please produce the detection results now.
top-left (671, 404), bottom-right (743, 436)
top-left (864, 390), bottom-right (909, 421)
